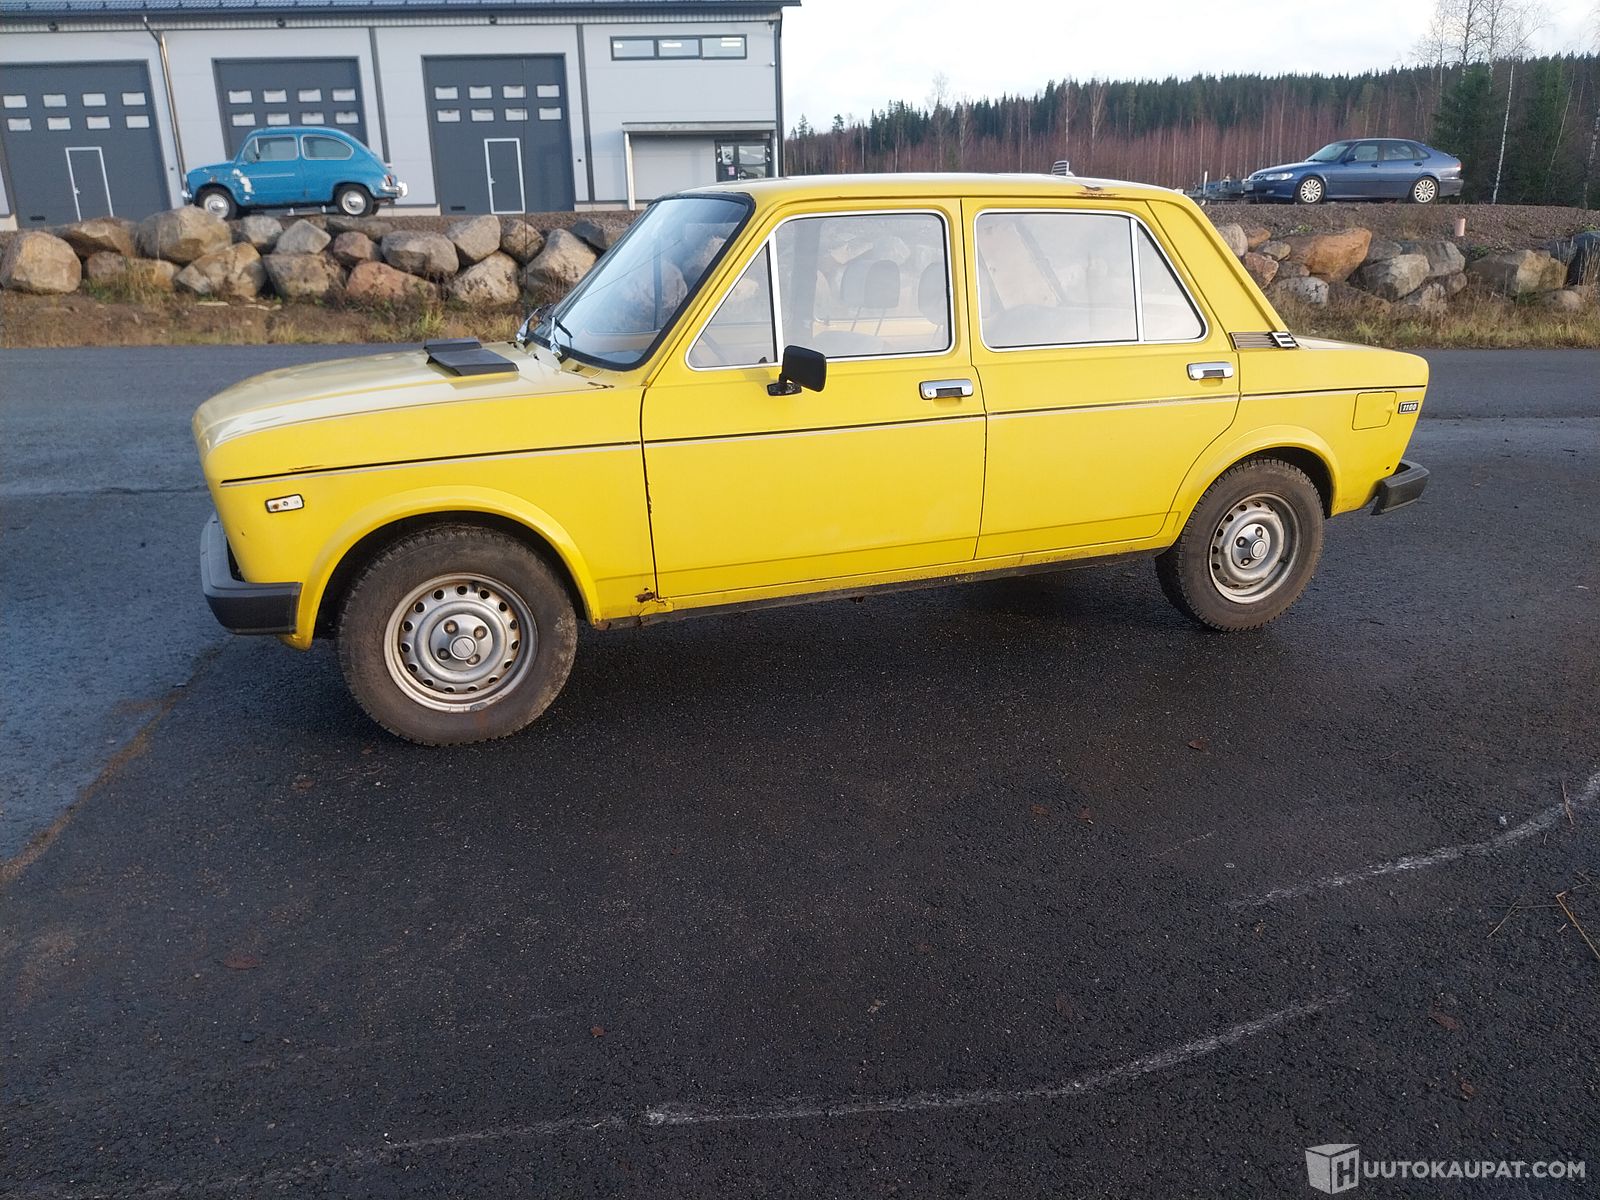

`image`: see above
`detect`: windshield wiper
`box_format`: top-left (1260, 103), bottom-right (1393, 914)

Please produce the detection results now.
top-left (549, 314), bottom-right (576, 362)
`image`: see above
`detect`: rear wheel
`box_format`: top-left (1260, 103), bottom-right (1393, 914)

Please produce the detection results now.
top-left (1410, 176), bottom-right (1439, 204)
top-left (198, 186), bottom-right (237, 220)
top-left (334, 184), bottom-right (375, 218)
top-left (1156, 459), bottom-right (1325, 631)
top-left (1295, 176), bottom-right (1325, 205)
top-left (337, 525), bottom-right (578, 745)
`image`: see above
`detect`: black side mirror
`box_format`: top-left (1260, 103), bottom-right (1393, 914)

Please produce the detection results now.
top-left (768, 345), bottom-right (826, 396)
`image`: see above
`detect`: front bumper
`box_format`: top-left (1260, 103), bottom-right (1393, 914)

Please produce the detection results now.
top-left (1243, 179), bottom-right (1297, 201)
top-left (201, 515), bottom-right (301, 634)
top-left (1371, 460), bottom-right (1429, 515)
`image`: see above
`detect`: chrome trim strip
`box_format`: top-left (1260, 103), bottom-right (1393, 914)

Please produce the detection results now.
top-left (988, 395), bottom-right (1230, 418)
top-left (220, 440), bottom-right (636, 486)
top-left (649, 412), bottom-right (984, 448)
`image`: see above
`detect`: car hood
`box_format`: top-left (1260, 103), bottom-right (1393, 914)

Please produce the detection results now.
top-left (1252, 161), bottom-right (1316, 177)
top-left (188, 161), bottom-right (241, 181)
top-left (194, 344), bottom-right (616, 484)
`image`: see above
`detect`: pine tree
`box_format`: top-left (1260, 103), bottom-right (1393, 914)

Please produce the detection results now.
top-left (1433, 64), bottom-right (1497, 200)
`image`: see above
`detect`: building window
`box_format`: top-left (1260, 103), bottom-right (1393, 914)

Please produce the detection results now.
top-left (538, 107), bottom-right (561, 121)
top-left (7, 117), bottom-right (32, 131)
top-left (436, 108), bottom-right (460, 122)
top-left (2, 95), bottom-right (25, 109)
top-left (263, 89), bottom-right (287, 103)
top-left (610, 34), bottom-right (746, 60)
top-left (502, 84), bottom-right (526, 99)
top-left (335, 111), bottom-right (360, 125)
top-left (82, 92), bottom-right (107, 106)
top-left (470, 108), bottom-right (493, 121)
top-left (86, 115), bottom-right (111, 129)
top-left (331, 88), bottom-right (357, 102)
top-left (231, 112), bottom-right (257, 127)
top-left (714, 138), bottom-right (772, 181)
top-left (300, 111), bottom-right (325, 125)
top-left (505, 108), bottom-right (528, 121)
top-left (126, 114), bottom-right (150, 128)
top-left (536, 84), bottom-right (560, 98)
top-left (121, 91), bottom-right (147, 106)
top-left (227, 89), bottom-right (252, 104)
top-left (266, 112), bottom-right (290, 125)
top-left (47, 116), bottom-right (71, 130)
top-left (297, 88), bottom-right (321, 102)
top-left (43, 94), bottom-right (67, 108)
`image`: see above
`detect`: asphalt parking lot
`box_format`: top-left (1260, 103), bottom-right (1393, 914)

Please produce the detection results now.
top-left (3, 346), bottom-right (1597, 1197)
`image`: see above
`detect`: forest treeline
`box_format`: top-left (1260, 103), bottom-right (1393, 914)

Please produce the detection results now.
top-left (784, 56), bottom-right (1600, 207)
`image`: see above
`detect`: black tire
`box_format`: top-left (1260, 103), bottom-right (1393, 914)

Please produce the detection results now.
top-left (1410, 176), bottom-right (1439, 205)
top-left (337, 525), bottom-right (578, 745)
top-left (197, 186), bottom-right (238, 220)
top-left (1295, 176), bottom-right (1325, 205)
top-left (1156, 458), bottom-right (1325, 632)
top-left (334, 184), bottom-right (375, 218)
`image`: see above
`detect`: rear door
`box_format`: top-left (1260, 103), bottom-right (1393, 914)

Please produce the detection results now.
top-left (964, 199), bottom-right (1239, 556)
top-left (1377, 141), bottom-right (1424, 198)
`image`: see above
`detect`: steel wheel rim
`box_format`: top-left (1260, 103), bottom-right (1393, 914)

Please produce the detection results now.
top-left (1414, 178), bottom-right (1437, 203)
top-left (1207, 493), bottom-right (1299, 604)
top-left (1299, 178), bottom-right (1322, 203)
top-left (383, 573), bottom-right (536, 711)
top-left (339, 190), bottom-right (367, 216)
top-left (203, 192), bottom-right (231, 217)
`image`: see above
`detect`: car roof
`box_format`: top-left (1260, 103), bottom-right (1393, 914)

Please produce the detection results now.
top-left (245, 126), bottom-right (361, 138)
top-left (684, 172), bottom-right (1184, 205)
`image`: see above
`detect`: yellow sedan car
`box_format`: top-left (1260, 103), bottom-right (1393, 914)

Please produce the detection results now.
top-left (195, 174), bottom-right (1428, 744)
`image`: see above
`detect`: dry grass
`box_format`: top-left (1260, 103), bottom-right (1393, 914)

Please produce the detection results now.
top-left (1277, 293), bottom-right (1600, 349)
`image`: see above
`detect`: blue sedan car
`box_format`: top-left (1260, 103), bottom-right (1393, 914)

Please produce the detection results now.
top-left (184, 127), bottom-right (407, 220)
top-left (1245, 139), bottom-right (1463, 204)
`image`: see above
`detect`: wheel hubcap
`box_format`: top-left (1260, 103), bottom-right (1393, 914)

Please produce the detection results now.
top-left (1302, 180), bottom-right (1321, 202)
top-left (383, 574), bottom-right (535, 711)
top-left (341, 192), bottom-right (364, 215)
top-left (204, 195), bottom-right (229, 216)
top-left (1208, 494), bottom-right (1298, 603)
top-left (1416, 179), bottom-right (1436, 201)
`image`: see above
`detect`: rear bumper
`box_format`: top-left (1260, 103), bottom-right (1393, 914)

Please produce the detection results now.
top-left (201, 515), bottom-right (301, 634)
top-left (1371, 460), bottom-right (1429, 515)
top-left (1438, 177), bottom-right (1464, 197)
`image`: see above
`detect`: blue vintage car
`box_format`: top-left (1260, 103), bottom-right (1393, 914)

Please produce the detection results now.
top-left (1244, 139), bottom-right (1464, 204)
top-left (184, 127), bottom-right (407, 219)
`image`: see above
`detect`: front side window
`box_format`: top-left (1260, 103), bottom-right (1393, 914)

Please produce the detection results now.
top-left (1349, 142), bottom-right (1380, 163)
top-left (245, 135), bottom-right (298, 163)
top-left (974, 211), bottom-right (1203, 349)
top-left (537, 194), bottom-right (749, 369)
top-left (302, 134), bottom-right (353, 160)
top-left (688, 251), bottom-right (776, 368)
top-left (1307, 141), bottom-right (1351, 163)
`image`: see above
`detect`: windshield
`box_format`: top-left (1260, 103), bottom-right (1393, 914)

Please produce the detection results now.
top-left (535, 194), bottom-right (751, 369)
top-left (1307, 142), bottom-right (1353, 163)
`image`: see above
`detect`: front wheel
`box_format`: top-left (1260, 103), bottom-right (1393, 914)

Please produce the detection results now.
top-left (198, 186), bottom-right (238, 220)
top-left (334, 184), bottom-right (375, 218)
top-left (338, 525), bottom-right (578, 744)
top-left (1410, 176), bottom-right (1439, 204)
top-left (1156, 459), bottom-right (1325, 631)
top-left (1295, 176), bottom-right (1325, 204)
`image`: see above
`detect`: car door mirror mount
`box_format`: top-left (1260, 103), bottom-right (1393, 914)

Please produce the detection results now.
top-left (768, 345), bottom-right (827, 396)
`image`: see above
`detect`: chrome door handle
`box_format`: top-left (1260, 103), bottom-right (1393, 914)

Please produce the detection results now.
top-left (1187, 361), bottom-right (1235, 381)
top-left (919, 378), bottom-right (974, 400)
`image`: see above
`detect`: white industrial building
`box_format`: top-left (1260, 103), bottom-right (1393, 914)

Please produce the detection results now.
top-left (0, 0), bottom-right (795, 227)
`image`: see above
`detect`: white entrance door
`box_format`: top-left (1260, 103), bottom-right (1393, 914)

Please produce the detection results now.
top-left (65, 146), bottom-right (113, 220)
top-left (483, 138), bottom-right (525, 214)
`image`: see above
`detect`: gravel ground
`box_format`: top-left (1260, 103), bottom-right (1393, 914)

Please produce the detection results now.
top-left (1204, 201), bottom-right (1597, 249)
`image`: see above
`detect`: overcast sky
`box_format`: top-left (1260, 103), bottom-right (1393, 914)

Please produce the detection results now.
top-left (782, 0), bottom-right (1600, 128)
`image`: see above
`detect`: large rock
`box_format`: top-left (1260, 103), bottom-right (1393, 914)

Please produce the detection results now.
top-left (521, 227), bottom-right (596, 292)
top-left (262, 253), bottom-right (344, 300)
top-left (325, 214), bottom-right (392, 239)
top-left (1275, 260), bottom-right (1310, 279)
top-left (344, 260), bottom-right (439, 304)
top-left (329, 231), bottom-right (378, 268)
top-left (447, 214), bottom-right (502, 265)
top-left (136, 207), bottom-right (231, 264)
top-left (61, 216), bottom-right (135, 258)
top-left (1258, 240), bottom-right (1291, 261)
top-left (1240, 251), bottom-right (1278, 288)
top-left (1265, 275), bottom-right (1329, 307)
top-left (233, 215), bottom-right (282, 252)
top-left (175, 242), bottom-right (264, 300)
top-left (93, 257), bottom-right (178, 293)
top-left (1281, 228), bottom-right (1371, 282)
top-left (1325, 279), bottom-right (1391, 313)
top-left (1568, 231), bottom-right (1600, 286)
top-left (1213, 223), bottom-right (1248, 257)
top-left (1395, 281), bottom-right (1448, 313)
top-left (1243, 226), bottom-right (1271, 251)
top-left (1537, 287), bottom-right (1590, 312)
top-left (446, 252), bottom-right (520, 305)
top-left (1355, 253), bottom-right (1430, 302)
top-left (500, 219), bottom-right (545, 264)
top-left (1443, 272), bottom-right (1469, 297)
top-left (1468, 249), bottom-right (1567, 296)
top-left (1363, 238), bottom-right (1404, 264)
top-left (570, 217), bottom-right (625, 254)
top-left (84, 251), bottom-right (130, 285)
top-left (1397, 239), bottom-right (1466, 279)
top-left (275, 219), bottom-right (331, 256)
top-left (0, 230), bottom-right (82, 294)
top-left (381, 231), bottom-right (459, 279)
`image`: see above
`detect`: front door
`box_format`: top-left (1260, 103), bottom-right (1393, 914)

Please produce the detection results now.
top-left (484, 138), bottom-right (525, 213)
top-left (965, 201), bottom-right (1239, 556)
top-left (643, 204), bottom-right (987, 600)
top-left (238, 133), bottom-right (303, 206)
top-left (1338, 140), bottom-right (1383, 198)
top-left (65, 146), bottom-right (113, 219)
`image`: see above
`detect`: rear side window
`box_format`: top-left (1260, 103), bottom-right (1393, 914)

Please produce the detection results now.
top-left (975, 210), bottom-right (1203, 348)
top-left (1381, 142), bottom-right (1421, 161)
top-left (303, 134), bottom-right (354, 160)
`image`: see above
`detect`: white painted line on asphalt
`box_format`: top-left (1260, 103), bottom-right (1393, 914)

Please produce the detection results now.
top-left (1233, 768), bottom-right (1599, 909)
top-left (641, 989), bottom-right (1350, 1128)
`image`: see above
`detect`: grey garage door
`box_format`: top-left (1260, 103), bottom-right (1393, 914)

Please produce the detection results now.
top-left (423, 56), bottom-right (574, 214)
top-left (0, 62), bottom-right (168, 226)
top-left (214, 59), bottom-right (368, 156)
